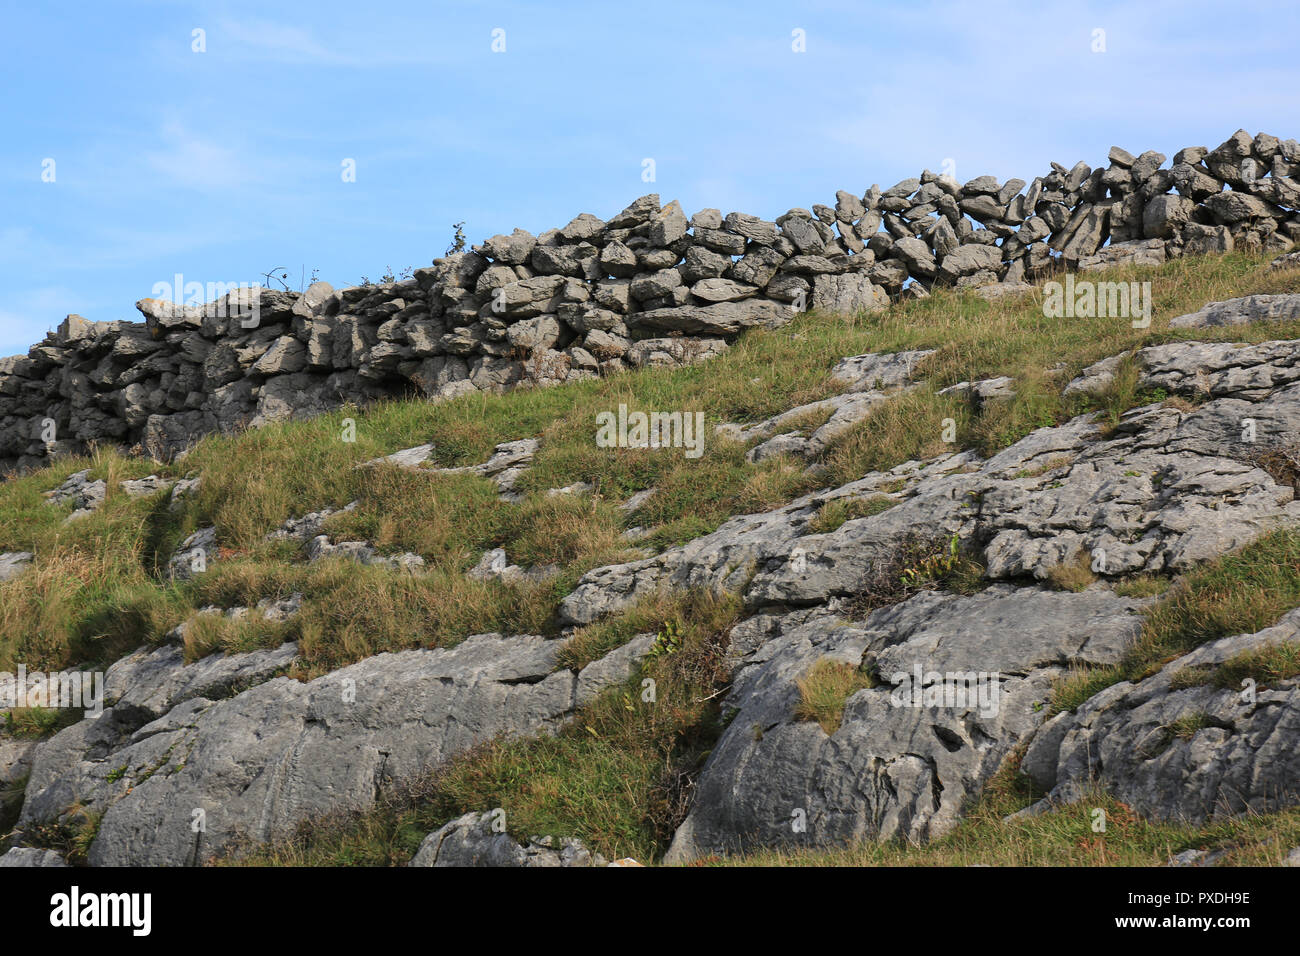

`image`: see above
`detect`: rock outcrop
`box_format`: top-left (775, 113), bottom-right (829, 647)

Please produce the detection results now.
top-left (666, 586), bottom-right (1148, 860)
top-left (12, 631), bottom-right (655, 866)
top-left (1021, 610), bottom-right (1300, 823)
top-left (409, 810), bottom-right (607, 867)
top-left (560, 337), bottom-right (1300, 626)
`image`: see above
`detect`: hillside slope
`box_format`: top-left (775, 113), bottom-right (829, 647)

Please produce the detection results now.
top-left (3, 248), bottom-right (1300, 866)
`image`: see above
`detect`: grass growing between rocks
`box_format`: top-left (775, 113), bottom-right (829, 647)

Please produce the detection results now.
top-left (710, 752), bottom-right (1300, 867)
top-left (1048, 527), bottom-right (1300, 715)
top-left (805, 494), bottom-right (895, 535)
top-left (218, 591), bottom-right (741, 866)
top-left (794, 658), bottom-right (874, 734)
top-left (2, 249), bottom-right (1299, 682)
top-left (840, 531), bottom-right (987, 623)
top-left (1169, 641), bottom-right (1300, 692)
top-left (19, 802), bottom-right (102, 866)
top-left (556, 587), bottom-right (694, 671)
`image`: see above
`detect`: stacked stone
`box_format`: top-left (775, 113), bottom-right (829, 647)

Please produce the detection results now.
top-left (1, 129), bottom-right (1298, 474)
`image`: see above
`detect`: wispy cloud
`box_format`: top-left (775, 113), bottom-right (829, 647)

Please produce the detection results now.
top-left (218, 18), bottom-right (347, 65)
top-left (144, 122), bottom-right (260, 190)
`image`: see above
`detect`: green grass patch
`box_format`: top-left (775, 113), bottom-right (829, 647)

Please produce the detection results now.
top-left (2, 248), bottom-right (1298, 680)
top-left (1050, 527), bottom-right (1300, 714)
top-left (220, 590), bottom-right (741, 865)
top-left (794, 657), bottom-right (874, 734)
top-left (805, 494), bottom-right (895, 535)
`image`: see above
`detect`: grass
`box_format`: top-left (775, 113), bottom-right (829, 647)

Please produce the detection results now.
top-left (794, 658), bottom-right (875, 734)
top-left (1166, 711), bottom-right (1213, 741)
top-left (1014, 454), bottom-right (1074, 479)
top-left (3, 249), bottom-right (1299, 689)
top-left (713, 778), bottom-right (1300, 866)
top-left (1170, 642), bottom-right (1300, 692)
top-left (1046, 549), bottom-right (1098, 592)
top-left (1049, 527), bottom-right (1300, 714)
top-left (805, 494), bottom-right (895, 535)
top-left (1112, 574), bottom-right (1172, 599)
top-left (21, 802), bottom-right (103, 866)
top-left (2, 706), bottom-right (81, 739)
top-left (0, 773), bottom-right (27, 837)
top-left (557, 588), bottom-right (694, 671)
top-left (3, 245), bottom-right (1300, 869)
top-left (220, 590), bottom-right (741, 865)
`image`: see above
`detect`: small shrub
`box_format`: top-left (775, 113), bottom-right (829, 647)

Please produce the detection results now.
top-left (1238, 442), bottom-right (1300, 494)
top-left (842, 531), bottom-right (983, 618)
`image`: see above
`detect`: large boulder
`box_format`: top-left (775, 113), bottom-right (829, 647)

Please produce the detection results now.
top-left (811, 274), bottom-right (888, 313)
top-left (1143, 194), bottom-right (1195, 239)
top-left (1168, 294), bottom-right (1300, 329)
top-left (1022, 610), bottom-right (1300, 823)
top-left (666, 586), bottom-right (1148, 860)
top-left (18, 634), bottom-right (578, 865)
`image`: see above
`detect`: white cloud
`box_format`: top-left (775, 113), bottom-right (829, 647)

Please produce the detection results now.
top-left (143, 121), bottom-right (260, 191)
top-left (219, 18), bottom-right (343, 64)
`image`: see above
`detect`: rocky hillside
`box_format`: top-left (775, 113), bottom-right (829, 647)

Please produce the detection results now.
top-left (3, 137), bottom-right (1300, 868)
top-left (3, 129), bottom-right (1297, 476)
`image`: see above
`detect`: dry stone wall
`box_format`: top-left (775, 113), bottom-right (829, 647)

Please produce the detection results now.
top-left (2, 128), bottom-right (1298, 474)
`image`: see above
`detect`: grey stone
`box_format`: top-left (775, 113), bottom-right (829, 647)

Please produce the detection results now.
top-left (574, 633), bottom-right (656, 706)
top-left (0, 551), bottom-right (34, 582)
top-left (625, 337), bottom-right (729, 369)
top-left (1182, 223), bottom-right (1235, 256)
top-left (168, 527), bottom-right (217, 580)
top-left (1143, 194), bottom-right (1195, 239)
top-left (1022, 610), bottom-right (1300, 825)
top-left (104, 641), bottom-right (299, 725)
top-left (1204, 191), bottom-right (1280, 224)
top-left (811, 274), bottom-right (888, 314)
top-left (1168, 294), bottom-right (1300, 329)
top-left (691, 278), bottom-right (758, 303)
top-left (937, 245), bottom-right (1001, 283)
top-left (120, 475), bottom-right (173, 498)
top-left (730, 246), bottom-right (787, 287)
top-left (648, 200), bottom-right (689, 247)
top-left (481, 229), bottom-right (537, 265)
top-left (666, 586), bottom-right (1146, 860)
top-left (598, 240), bottom-right (639, 278)
top-left (606, 194), bottom-right (660, 229)
top-left (724, 213), bottom-right (778, 244)
top-left (891, 237), bottom-right (937, 279)
top-left (1078, 239), bottom-right (1167, 272)
top-left (409, 811), bottom-right (606, 867)
top-left (630, 300), bottom-right (793, 337)
top-left (0, 848), bottom-right (68, 867)
top-left (559, 213), bottom-right (605, 243)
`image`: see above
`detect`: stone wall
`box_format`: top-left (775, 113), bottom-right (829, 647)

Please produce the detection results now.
top-left (2, 128), bottom-right (1298, 474)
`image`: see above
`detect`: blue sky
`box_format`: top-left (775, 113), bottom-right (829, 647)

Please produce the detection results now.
top-left (2, 0), bottom-right (1298, 355)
